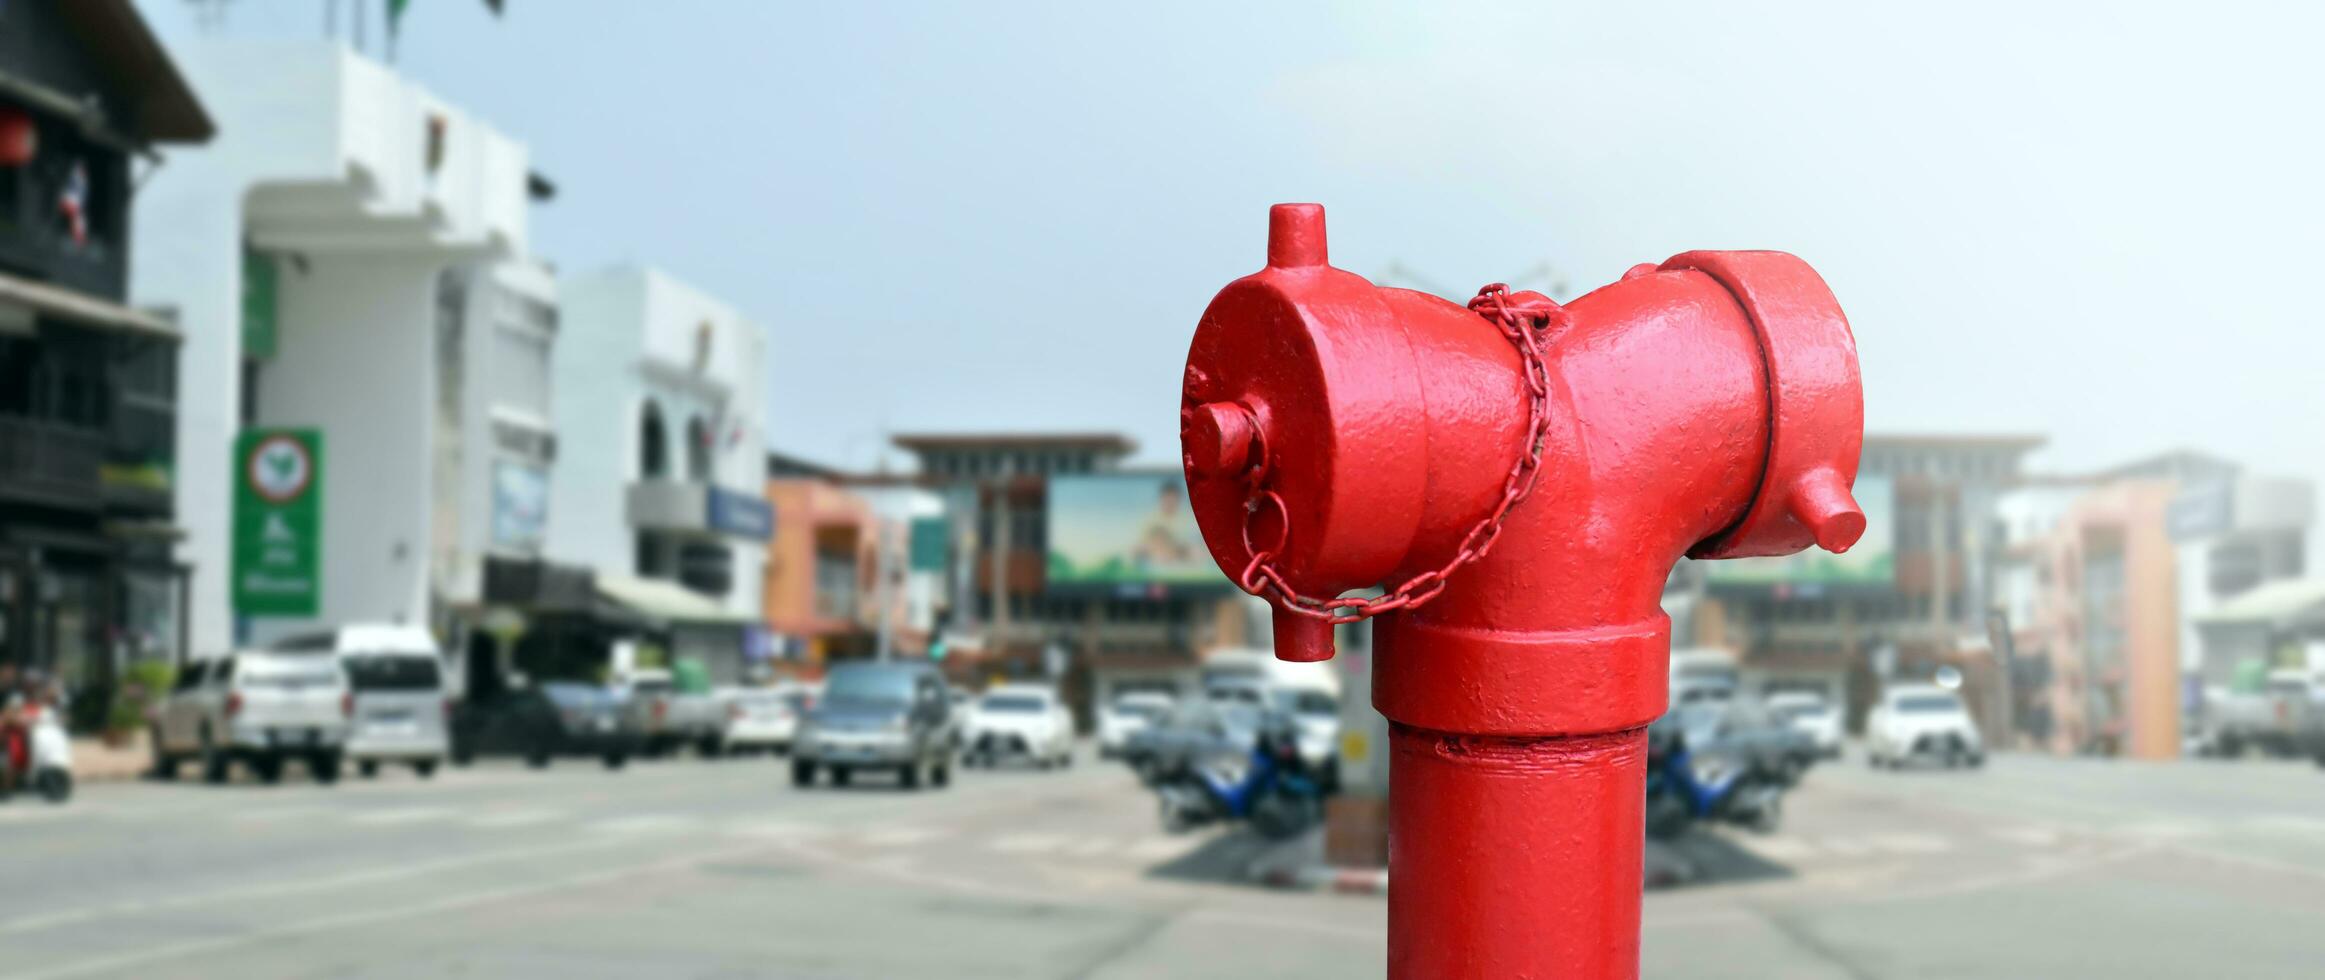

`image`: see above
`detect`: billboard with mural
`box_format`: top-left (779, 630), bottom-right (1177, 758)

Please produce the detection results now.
top-left (1701, 475), bottom-right (1896, 591)
top-left (1046, 472), bottom-right (1229, 592)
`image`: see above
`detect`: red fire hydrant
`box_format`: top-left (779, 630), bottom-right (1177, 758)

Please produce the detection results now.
top-left (1180, 204), bottom-right (1863, 978)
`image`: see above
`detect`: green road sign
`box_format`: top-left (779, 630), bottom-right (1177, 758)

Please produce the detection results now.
top-left (241, 249), bottom-right (277, 360)
top-left (908, 516), bottom-right (949, 572)
top-left (232, 428), bottom-right (322, 616)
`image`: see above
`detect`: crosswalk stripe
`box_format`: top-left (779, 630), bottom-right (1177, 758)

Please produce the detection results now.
top-left (1060, 838), bottom-right (1119, 857)
top-left (232, 804), bottom-right (328, 824)
top-left (858, 826), bottom-right (948, 847)
top-left (468, 809), bottom-right (563, 829)
top-left (1989, 826), bottom-right (2063, 846)
top-left (589, 814), bottom-right (700, 835)
top-left (2245, 815), bottom-right (2325, 836)
top-left (1123, 836), bottom-right (1203, 861)
top-left (348, 806), bottom-right (454, 826)
top-left (1817, 837), bottom-right (1875, 857)
top-left (1866, 833), bottom-right (1951, 854)
top-left (720, 820), bottom-right (827, 840)
top-left (2119, 820), bottom-right (2208, 841)
top-left (988, 834), bottom-right (1065, 854)
top-left (1739, 835), bottom-right (1820, 861)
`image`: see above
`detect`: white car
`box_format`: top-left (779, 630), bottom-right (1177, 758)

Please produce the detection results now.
top-left (961, 684), bottom-right (1075, 769)
top-left (1865, 685), bottom-right (1984, 769)
top-left (1097, 691), bottom-right (1175, 759)
top-left (271, 624), bottom-right (451, 779)
top-left (1765, 691), bottom-right (1845, 759)
top-left (719, 683), bottom-right (809, 755)
top-left (1272, 686), bottom-right (1342, 775)
top-left (153, 649), bottom-right (352, 784)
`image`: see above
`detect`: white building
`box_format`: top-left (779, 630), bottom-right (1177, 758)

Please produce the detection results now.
top-left (846, 482), bottom-right (949, 650)
top-left (2167, 474), bottom-right (2313, 679)
top-left (130, 41), bottom-right (552, 652)
top-left (548, 266), bottom-right (770, 676)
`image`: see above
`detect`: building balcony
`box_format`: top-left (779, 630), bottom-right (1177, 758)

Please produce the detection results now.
top-left (626, 480), bottom-right (774, 541)
top-left (0, 417), bottom-right (103, 510)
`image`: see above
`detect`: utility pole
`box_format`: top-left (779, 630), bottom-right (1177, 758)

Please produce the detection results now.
top-left (989, 457), bottom-right (1013, 650)
top-left (872, 519), bottom-right (896, 661)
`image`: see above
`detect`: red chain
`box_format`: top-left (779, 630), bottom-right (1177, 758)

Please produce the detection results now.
top-left (1236, 284), bottom-right (1563, 624)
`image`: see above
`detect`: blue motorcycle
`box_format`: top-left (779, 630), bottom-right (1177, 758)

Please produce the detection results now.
top-left (1157, 722), bottom-right (1324, 840)
top-left (1645, 718), bottom-right (1782, 840)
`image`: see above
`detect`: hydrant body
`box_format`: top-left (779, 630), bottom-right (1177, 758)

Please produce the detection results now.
top-left (1180, 204), bottom-right (1863, 978)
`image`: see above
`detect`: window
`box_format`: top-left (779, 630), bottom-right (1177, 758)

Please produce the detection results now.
top-left (639, 400), bottom-right (668, 478)
top-left (343, 656), bottom-right (443, 691)
top-left (491, 323), bottom-right (551, 418)
top-left (686, 416), bottom-right (712, 480)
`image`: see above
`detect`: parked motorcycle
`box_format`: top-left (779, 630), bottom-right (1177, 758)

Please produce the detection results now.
top-left (1155, 718), bottom-right (1323, 840)
top-left (0, 699), bottom-right (73, 804)
top-left (1644, 717), bottom-right (1779, 840)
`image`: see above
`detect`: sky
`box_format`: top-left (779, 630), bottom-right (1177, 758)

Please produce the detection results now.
top-left (136, 1), bottom-right (2324, 502)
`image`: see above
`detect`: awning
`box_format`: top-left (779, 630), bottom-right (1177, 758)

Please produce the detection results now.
top-left (595, 574), bottom-right (756, 626)
top-left (0, 271), bottom-right (177, 339)
top-left (2195, 579), bottom-right (2325, 629)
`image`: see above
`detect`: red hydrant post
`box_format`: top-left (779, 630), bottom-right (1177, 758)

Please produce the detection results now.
top-left (1179, 204), bottom-right (1864, 979)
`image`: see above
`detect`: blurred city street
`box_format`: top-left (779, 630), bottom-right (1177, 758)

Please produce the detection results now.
top-left (3, 1), bottom-right (2324, 976)
top-left (3, 745), bottom-right (2324, 978)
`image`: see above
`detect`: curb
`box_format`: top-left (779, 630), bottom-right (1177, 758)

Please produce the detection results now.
top-left (69, 739), bottom-right (154, 785)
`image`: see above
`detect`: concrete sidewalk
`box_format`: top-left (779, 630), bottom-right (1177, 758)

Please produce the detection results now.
top-left (70, 731), bottom-right (152, 783)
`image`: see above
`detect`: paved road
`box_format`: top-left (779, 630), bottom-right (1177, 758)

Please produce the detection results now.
top-left (4, 747), bottom-right (2325, 977)
top-left (0, 751), bottom-right (1378, 979)
top-left (1648, 750), bottom-right (2325, 978)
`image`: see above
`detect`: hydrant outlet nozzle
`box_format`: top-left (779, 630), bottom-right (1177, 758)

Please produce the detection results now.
top-left (1270, 606), bottom-right (1335, 663)
top-left (1182, 401), bottom-right (1257, 479)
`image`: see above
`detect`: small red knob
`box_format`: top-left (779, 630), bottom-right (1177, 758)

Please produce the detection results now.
top-left (1789, 467), bottom-right (1867, 554)
top-left (1267, 203), bottom-right (1328, 269)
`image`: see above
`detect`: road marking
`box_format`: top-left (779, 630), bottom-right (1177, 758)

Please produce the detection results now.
top-left (1120, 836), bottom-right (1199, 859)
top-left (347, 806), bottom-right (455, 826)
top-left (467, 808), bottom-right (564, 828)
top-left (0, 841), bottom-right (774, 980)
top-left (1866, 833), bottom-right (1952, 855)
top-left (589, 814), bottom-right (701, 835)
top-left (989, 833), bottom-right (1066, 854)
top-left (1988, 825), bottom-right (2064, 847)
top-left (1123, 836), bottom-right (1204, 861)
top-left (1738, 835), bottom-right (1820, 861)
top-left (1818, 837), bottom-right (1875, 857)
top-left (230, 804), bottom-right (329, 824)
top-left (1061, 837), bottom-right (1122, 858)
top-left (2118, 819), bottom-right (2209, 841)
top-left (857, 826), bottom-right (948, 847)
top-left (1185, 909), bottom-right (1383, 943)
top-left (2244, 815), bottom-right (2325, 836)
top-left (0, 834), bottom-right (635, 937)
top-left (780, 840), bottom-right (1067, 906)
top-left (720, 820), bottom-right (828, 840)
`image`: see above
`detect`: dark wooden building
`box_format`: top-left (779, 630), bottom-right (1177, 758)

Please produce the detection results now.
top-left (0, 0), bottom-right (212, 728)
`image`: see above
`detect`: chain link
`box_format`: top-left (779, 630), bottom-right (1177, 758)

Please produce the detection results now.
top-left (1236, 284), bottom-right (1563, 624)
